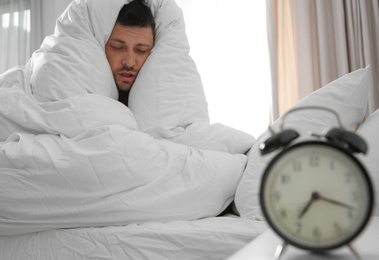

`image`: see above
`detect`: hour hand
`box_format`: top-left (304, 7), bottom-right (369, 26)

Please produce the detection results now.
top-left (298, 192), bottom-right (319, 219)
top-left (298, 199), bottom-right (314, 219)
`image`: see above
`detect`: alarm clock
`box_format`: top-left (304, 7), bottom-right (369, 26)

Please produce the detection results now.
top-left (259, 106), bottom-right (374, 259)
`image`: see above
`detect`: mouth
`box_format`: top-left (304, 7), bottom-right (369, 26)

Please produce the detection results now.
top-left (118, 71), bottom-right (136, 82)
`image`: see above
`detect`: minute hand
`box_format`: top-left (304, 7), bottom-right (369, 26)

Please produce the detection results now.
top-left (319, 196), bottom-right (355, 210)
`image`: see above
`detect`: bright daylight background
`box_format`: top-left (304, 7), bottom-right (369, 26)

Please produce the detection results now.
top-left (0, 5), bottom-right (31, 72)
top-left (175, 0), bottom-right (272, 138)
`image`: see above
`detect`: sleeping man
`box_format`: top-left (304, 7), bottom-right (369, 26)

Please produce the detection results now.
top-left (105, 0), bottom-right (155, 106)
top-left (0, 0), bottom-right (256, 235)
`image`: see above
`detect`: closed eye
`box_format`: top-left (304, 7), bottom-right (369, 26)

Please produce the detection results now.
top-left (111, 44), bottom-right (123, 51)
top-left (108, 39), bottom-right (125, 50)
top-left (136, 49), bottom-right (149, 54)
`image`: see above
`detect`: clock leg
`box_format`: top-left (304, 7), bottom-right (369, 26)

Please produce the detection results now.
top-left (347, 243), bottom-right (361, 260)
top-left (274, 242), bottom-right (288, 259)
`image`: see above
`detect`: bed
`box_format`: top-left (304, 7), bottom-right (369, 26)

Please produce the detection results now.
top-left (0, 0), bottom-right (378, 259)
top-left (0, 216), bottom-right (268, 259)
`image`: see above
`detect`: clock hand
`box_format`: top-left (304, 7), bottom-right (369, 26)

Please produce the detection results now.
top-left (298, 192), bottom-right (320, 219)
top-left (318, 195), bottom-right (355, 210)
top-left (298, 200), bottom-right (313, 219)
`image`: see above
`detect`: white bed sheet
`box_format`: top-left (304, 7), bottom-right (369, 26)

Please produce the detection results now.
top-left (0, 216), bottom-right (267, 260)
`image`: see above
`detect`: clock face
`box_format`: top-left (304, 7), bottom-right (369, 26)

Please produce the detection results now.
top-left (260, 141), bottom-right (374, 251)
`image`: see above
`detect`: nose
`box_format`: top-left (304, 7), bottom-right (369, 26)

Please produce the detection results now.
top-left (121, 52), bottom-right (136, 69)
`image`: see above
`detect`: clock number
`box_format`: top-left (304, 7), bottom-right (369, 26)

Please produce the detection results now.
top-left (347, 210), bottom-right (354, 220)
top-left (350, 191), bottom-right (360, 203)
top-left (309, 155), bottom-right (320, 167)
top-left (295, 221), bottom-right (303, 234)
top-left (329, 159), bottom-right (335, 171)
top-left (333, 222), bottom-right (343, 235)
top-left (278, 208), bottom-right (288, 220)
top-left (281, 174), bottom-right (291, 184)
top-left (293, 161), bottom-right (302, 172)
top-left (313, 226), bottom-right (322, 240)
top-left (344, 172), bottom-right (353, 183)
top-left (272, 191), bottom-right (281, 202)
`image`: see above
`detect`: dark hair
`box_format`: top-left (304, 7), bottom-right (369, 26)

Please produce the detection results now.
top-left (117, 0), bottom-right (156, 40)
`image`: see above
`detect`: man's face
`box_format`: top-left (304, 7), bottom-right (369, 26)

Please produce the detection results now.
top-left (105, 23), bottom-right (154, 92)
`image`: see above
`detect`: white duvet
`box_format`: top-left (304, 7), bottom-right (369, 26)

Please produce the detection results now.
top-left (0, 0), bottom-right (254, 235)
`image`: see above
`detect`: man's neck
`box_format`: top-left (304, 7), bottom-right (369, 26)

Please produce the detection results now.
top-left (118, 90), bottom-right (129, 106)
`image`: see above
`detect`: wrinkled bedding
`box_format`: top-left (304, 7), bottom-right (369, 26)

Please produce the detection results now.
top-left (0, 216), bottom-right (268, 260)
top-left (0, 0), bottom-right (255, 236)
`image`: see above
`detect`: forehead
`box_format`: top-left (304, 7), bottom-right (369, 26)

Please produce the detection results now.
top-left (108, 23), bottom-right (154, 45)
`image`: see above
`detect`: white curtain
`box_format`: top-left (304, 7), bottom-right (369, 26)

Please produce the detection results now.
top-left (0, 0), bottom-right (71, 74)
top-left (267, 0), bottom-right (379, 119)
top-left (175, 0), bottom-right (272, 137)
top-left (0, 0), bottom-right (31, 73)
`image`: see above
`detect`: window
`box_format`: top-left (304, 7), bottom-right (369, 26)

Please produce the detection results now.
top-left (0, 0), bottom-right (31, 73)
top-left (175, 0), bottom-right (271, 137)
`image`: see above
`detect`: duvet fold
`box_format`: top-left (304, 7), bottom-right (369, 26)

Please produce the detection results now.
top-left (0, 75), bottom-right (249, 235)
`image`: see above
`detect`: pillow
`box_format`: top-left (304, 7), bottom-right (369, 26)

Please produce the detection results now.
top-left (357, 109), bottom-right (379, 216)
top-left (235, 67), bottom-right (370, 220)
top-left (158, 121), bottom-right (255, 154)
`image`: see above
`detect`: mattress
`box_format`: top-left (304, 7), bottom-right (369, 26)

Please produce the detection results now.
top-left (0, 216), bottom-right (268, 260)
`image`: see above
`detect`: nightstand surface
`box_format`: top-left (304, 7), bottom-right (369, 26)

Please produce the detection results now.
top-left (228, 216), bottom-right (379, 260)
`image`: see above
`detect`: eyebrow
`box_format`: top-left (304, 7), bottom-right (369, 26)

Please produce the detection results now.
top-left (109, 39), bottom-right (152, 48)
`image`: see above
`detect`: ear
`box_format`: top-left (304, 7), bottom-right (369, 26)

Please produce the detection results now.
top-left (326, 128), bottom-right (367, 154)
top-left (260, 129), bottom-right (300, 155)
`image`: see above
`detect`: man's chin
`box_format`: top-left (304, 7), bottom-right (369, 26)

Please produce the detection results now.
top-left (116, 82), bottom-right (133, 92)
